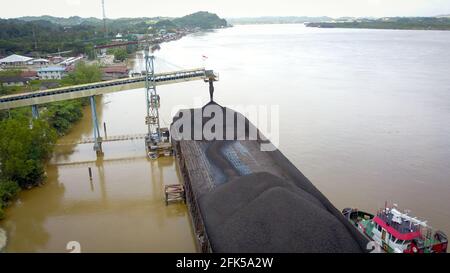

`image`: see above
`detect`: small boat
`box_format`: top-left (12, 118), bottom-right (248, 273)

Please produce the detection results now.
top-left (342, 204), bottom-right (448, 253)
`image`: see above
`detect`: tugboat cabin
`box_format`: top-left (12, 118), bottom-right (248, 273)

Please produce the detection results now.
top-left (371, 207), bottom-right (447, 253)
top-left (343, 205), bottom-right (448, 253)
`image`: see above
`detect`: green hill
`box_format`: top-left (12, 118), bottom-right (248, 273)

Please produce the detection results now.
top-left (173, 11), bottom-right (228, 29)
top-left (15, 12), bottom-right (228, 30)
top-left (18, 15), bottom-right (102, 26)
top-left (0, 12), bottom-right (228, 55)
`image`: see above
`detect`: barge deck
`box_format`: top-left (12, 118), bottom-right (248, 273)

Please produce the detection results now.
top-left (171, 102), bottom-right (369, 253)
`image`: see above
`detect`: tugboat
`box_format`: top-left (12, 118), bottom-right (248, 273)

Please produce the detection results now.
top-left (342, 204), bottom-right (448, 253)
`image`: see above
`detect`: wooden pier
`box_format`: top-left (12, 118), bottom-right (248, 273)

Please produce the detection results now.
top-left (147, 142), bottom-right (173, 159)
top-left (164, 184), bottom-right (186, 206)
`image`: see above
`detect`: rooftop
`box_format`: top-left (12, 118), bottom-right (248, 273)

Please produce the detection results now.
top-left (102, 66), bottom-right (129, 74)
top-left (37, 66), bottom-right (67, 72)
top-left (0, 54), bottom-right (33, 63)
top-left (21, 70), bottom-right (38, 78)
top-left (0, 76), bottom-right (28, 83)
top-left (31, 58), bottom-right (50, 63)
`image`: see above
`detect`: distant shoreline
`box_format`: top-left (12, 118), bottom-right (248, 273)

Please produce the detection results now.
top-left (305, 24), bottom-right (450, 31)
top-left (305, 19), bottom-right (450, 31)
top-left (228, 16), bottom-right (450, 31)
top-left (228, 22), bottom-right (450, 32)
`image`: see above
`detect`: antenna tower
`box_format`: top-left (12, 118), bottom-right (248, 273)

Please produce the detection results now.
top-left (102, 0), bottom-right (107, 36)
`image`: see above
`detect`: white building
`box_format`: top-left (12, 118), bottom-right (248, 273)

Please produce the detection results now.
top-left (113, 33), bottom-right (124, 42)
top-left (0, 54), bottom-right (33, 67)
top-left (28, 58), bottom-right (50, 66)
top-left (37, 66), bottom-right (68, 80)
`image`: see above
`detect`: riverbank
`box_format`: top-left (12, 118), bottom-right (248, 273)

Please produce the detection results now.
top-left (0, 27), bottom-right (198, 220)
top-left (1, 88), bottom-right (196, 252)
top-left (0, 63), bottom-right (103, 222)
top-left (0, 32), bottom-right (195, 252)
top-left (305, 17), bottom-right (450, 31)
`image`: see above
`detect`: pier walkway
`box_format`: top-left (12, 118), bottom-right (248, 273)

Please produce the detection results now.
top-left (57, 134), bottom-right (147, 146)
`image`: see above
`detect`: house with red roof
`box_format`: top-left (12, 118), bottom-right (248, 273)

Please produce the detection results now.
top-left (101, 66), bottom-right (129, 81)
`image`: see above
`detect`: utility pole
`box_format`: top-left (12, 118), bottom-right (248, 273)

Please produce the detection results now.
top-left (32, 24), bottom-right (38, 51)
top-left (102, 0), bottom-right (107, 37)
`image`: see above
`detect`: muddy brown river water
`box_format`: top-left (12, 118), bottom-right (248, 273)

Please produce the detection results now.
top-left (1, 24), bottom-right (450, 252)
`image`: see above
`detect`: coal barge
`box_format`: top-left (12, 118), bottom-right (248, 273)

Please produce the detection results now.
top-left (170, 76), bottom-right (369, 253)
top-left (170, 96), bottom-right (370, 252)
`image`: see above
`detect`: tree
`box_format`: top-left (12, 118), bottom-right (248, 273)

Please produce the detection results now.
top-left (50, 62), bottom-right (101, 135)
top-left (85, 44), bottom-right (95, 60)
top-left (126, 44), bottom-right (137, 54)
top-left (113, 48), bottom-right (128, 62)
top-left (0, 118), bottom-right (56, 188)
top-left (62, 62), bottom-right (102, 85)
top-left (0, 58), bottom-right (102, 217)
top-left (0, 84), bottom-right (6, 96)
top-left (45, 100), bottom-right (84, 135)
top-left (0, 179), bottom-right (21, 216)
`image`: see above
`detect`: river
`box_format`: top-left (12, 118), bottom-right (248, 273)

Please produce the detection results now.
top-left (2, 24), bottom-right (450, 252)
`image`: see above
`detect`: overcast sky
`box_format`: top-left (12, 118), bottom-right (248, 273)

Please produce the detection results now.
top-left (1, 0), bottom-right (449, 19)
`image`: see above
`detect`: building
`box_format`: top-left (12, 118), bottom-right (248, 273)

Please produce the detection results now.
top-left (21, 70), bottom-right (38, 80)
top-left (0, 54), bottom-right (33, 67)
top-left (0, 76), bottom-right (29, 87)
top-left (132, 34), bottom-right (146, 40)
top-left (37, 66), bottom-right (68, 80)
top-left (101, 66), bottom-right (129, 80)
top-left (49, 56), bottom-right (64, 64)
top-left (113, 33), bottom-right (124, 42)
top-left (28, 58), bottom-right (50, 66)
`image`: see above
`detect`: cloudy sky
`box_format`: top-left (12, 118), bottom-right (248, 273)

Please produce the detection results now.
top-left (1, 0), bottom-right (449, 19)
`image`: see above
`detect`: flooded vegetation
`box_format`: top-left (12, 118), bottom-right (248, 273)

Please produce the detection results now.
top-left (1, 97), bottom-right (196, 252)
